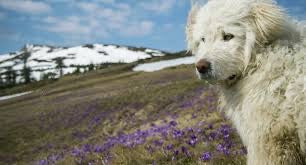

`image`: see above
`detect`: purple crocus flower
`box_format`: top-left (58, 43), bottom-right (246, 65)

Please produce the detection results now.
top-left (217, 143), bottom-right (232, 156)
top-left (166, 144), bottom-right (174, 150)
top-left (161, 131), bottom-right (168, 138)
top-left (181, 146), bottom-right (188, 153)
top-left (196, 128), bottom-right (203, 133)
top-left (219, 124), bottom-right (231, 139)
top-left (94, 145), bottom-right (104, 153)
top-left (169, 120), bottom-right (178, 127)
top-left (71, 147), bottom-right (83, 157)
top-left (201, 152), bottom-right (212, 161)
top-left (191, 134), bottom-right (197, 140)
top-left (172, 129), bottom-right (184, 138)
top-left (39, 159), bottom-right (48, 165)
top-left (208, 124), bottom-right (213, 129)
top-left (217, 144), bottom-right (225, 152)
top-left (180, 101), bottom-right (193, 109)
top-left (187, 139), bottom-right (197, 146)
top-left (224, 149), bottom-right (230, 156)
top-left (48, 154), bottom-right (61, 162)
top-left (83, 144), bottom-right (91, 152)
top-left (187, 127), bottom-right (194, 132)
top-left (153, 139), bottom-right (164, 147)
top-left (208, 132), bottom-right (218, 140)
top-left (93, 116), bottom-right (101, 123)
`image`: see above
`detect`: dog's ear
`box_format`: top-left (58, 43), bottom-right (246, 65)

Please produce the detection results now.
top-left (186, 3), bottom-right (200, 50)
top-left (243, 30), bottom-right (256, 73)
top-left (250, 2), bottom-right (286, 45)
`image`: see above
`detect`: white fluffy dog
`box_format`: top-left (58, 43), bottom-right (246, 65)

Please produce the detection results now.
top-left (186, 0), bottom-right (305, 164)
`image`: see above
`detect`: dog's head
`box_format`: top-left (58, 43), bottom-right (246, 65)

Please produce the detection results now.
top-left (186, 0), bottom-right (289, 85)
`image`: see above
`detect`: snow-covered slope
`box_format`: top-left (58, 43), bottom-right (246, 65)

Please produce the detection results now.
top-left (0, 91), bottom-right (32, 101)
top-left (133, 56), bottom-right (195, 72)
top-left (0, 44), bottom-right (165, 82)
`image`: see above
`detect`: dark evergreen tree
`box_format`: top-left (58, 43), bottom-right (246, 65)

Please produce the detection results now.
top-left (54, 57), bottom-right (65, 77)
top-left (21, 66), bottom-right (31, 84)
top-left (21, 46), bottom-right (32, 84)
top-left (88, 63), bottom-right (95, 71)
top-left (11, 70), bottom-right (17, 85)
top-left (41, 73), bottom-right (49, 81)
top-left (22, 50), bottom-right (31, 66)
top-left (4, 66), bottom-right (17, 86)
top-left (0, 75), bottom-right (3, 88)
top-left (73, 66), bottom-right (81, 74)
top-left (0, 75), bottom-right (3, 84)
top-left (42, 72), bottom-right (56, 80)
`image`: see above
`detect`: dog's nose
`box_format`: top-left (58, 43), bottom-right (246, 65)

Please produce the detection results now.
top-left (196, 59), bottom-right (211, 74)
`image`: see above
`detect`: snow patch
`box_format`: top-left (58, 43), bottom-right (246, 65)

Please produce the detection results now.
top-left (133, 56), bottom-right (195, 72)
top-left (0, 91), bottom-right (32, 101)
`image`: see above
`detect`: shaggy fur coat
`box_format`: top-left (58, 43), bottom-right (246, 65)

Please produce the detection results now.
top-left (186, 0), bottom-right (306, 164)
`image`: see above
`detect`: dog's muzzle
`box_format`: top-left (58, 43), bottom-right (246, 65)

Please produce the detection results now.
top-left (195, 59), bottom-right (216, 83)
top-left (195, 59), bottom-right (211, 75)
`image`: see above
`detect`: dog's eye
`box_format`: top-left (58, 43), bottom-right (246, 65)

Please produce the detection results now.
top-left (223, 33), bottom-right (234, 41)
top-left (201, 37), bottom-right (205, 43)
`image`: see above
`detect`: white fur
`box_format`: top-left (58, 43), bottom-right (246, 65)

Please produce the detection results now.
top-left (186, 0), bottom-right (306, 164)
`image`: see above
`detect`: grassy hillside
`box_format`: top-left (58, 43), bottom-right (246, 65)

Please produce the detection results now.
top-left (0, 64), bottom-right (246, 165)
top-left (0, 51), bottom-right (189, 97)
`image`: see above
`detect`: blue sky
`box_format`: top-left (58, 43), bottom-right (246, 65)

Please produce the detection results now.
top-left (0, 0), bottom-right (305, 54)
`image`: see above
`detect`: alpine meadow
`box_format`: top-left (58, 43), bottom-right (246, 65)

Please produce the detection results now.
top-left (0, 0), bottom-right (305, 165)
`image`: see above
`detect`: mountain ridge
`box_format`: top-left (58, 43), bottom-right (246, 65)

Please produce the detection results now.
top-left (0, 43), bottom-right (169, 84)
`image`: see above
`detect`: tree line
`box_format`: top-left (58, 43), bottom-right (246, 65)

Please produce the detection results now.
top-left (0, 47), bottom-right (104, 90)
top-left (0, 47), bottom-right (32, 89)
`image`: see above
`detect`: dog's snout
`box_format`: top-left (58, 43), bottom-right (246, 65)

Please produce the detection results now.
top-left (196, 59), bottom-right (211, 74)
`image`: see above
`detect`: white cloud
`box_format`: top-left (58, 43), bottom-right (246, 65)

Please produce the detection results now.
top-left (116, 3), bottom-right (130, 10)
top-left (0, 0), bottom-right (51, 14)
top-left (42, 16), bottom-right (57, 24)
top-left (139, 0), bottom-right (176, 13)
top-left (39, 18), bottom-right (107, 46)
top-left (96, 0), bottom-right (115, 4)
top-left (121, 21), bottom-right (155, 36)
top-left (41, 14), bottom-right (154, 38)
top-left (39, 15), bottom-right (109, 44)
top-left (77, 2), bottom-right (99, 12)
top-left (75, 2), bottom-right (131, 23)
top-left (37, 1), bottom-right (155, 42)
top-left (97, 7), bottom-right (130, 23)
top-left (41, 16), bottom-right (91, 35)
top-left (44, 0), bottom-right (74, 3)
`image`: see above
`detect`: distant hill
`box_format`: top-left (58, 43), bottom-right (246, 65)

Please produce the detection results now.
top-left (0, 44), bottom-right (168, 84)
